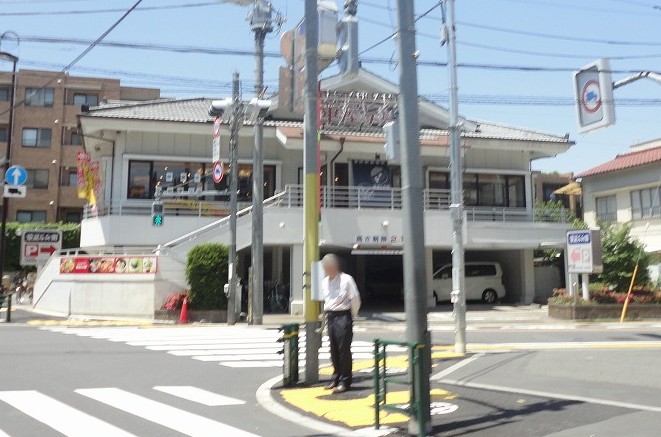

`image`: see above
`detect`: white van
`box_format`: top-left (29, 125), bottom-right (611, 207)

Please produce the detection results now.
top-left (431, 262), bottom-right (505, 304)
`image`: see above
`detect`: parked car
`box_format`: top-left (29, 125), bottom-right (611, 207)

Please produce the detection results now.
top-left (432, 262), bottom-right (505, 304)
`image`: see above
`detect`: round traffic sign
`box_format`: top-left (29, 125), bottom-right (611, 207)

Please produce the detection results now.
top-left (581, 79), bottom-right (602, 113)
top-left (212, 161), bottom-right (224, 184)
top-left (213, 116), bottom-right (222, 137)
top-left (5, 165), bottom-right (27, 186)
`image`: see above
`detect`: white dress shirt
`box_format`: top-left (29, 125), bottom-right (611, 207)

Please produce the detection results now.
top-left (322, 272), bottom-right (361, 318)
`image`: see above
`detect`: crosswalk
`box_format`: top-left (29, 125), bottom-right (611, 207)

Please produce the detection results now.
top-left (43, 326), bottom-right (390, 368)
top-left (0, 386), bottom-right (259, 437)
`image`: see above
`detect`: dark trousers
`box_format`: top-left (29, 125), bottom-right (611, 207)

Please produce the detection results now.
top-left (327, 310), bottom-right (353, 387)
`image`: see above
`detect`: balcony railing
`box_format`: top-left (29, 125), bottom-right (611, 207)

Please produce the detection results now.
top-left (86, 184), bottom-right (570, 224)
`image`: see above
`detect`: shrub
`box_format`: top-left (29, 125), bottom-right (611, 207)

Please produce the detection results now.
top-left (162, 291), bottom-right (189, 311)
top-left (596, 223), bottom-right (650, 291)
top-left (3, 222), bottom-right (80, 270)
top-left (185, 243), bottom-right (229, 310)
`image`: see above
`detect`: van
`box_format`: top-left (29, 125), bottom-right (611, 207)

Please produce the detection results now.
top-left (431, 262), bottom-right (505, 305)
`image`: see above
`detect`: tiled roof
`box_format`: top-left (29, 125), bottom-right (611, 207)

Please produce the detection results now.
top-left (577, 145), bottom-right (661, 178)
top-left (83, 98), bottom-right (569, 144)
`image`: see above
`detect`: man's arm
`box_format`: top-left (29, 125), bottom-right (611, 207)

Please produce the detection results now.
top-left (347, 275), bottom-right (362, 318)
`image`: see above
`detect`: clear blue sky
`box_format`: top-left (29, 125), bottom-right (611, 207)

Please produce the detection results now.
top-left (1, 0), bottom-right (660, 175)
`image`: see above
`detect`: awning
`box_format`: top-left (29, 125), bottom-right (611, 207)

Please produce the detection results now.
top-left (554, 182), bottom-right (582, 196)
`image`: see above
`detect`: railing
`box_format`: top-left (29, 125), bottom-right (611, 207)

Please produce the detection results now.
top-left (596, 212), bottom-right (618, 223)
top-left (86, 185), bottom-right (570, 232)
top-left (631, 206), bottom-right (661, 221)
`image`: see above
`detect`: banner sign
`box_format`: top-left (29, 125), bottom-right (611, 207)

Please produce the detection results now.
top-left (352, 161), bottom-right (393, 207)
top-left (60, 256), bottom-right (158, 275)
top-left (77, 151), bottom-right (101, 206)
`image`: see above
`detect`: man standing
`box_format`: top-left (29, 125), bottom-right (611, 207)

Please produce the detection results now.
top-left (321, 253), bottom-right (361, 394)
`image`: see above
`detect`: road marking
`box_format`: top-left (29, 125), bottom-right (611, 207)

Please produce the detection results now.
top-left (0, 430), bottom-right (10, 437)
top-left (441, 380), bottom-right (661, 413)
top-left (0, 390), bottom-right (137, 437)
top-left (220, 361), bottom-right (283, 368)
top-left (431, 353), bottom-right (484, 381)
top-left (153, 386), bottom-right (245, 406)
top-left (432, 341), bottom-right (661, 352)
top-left (76, 388), bottom-right (261, 437)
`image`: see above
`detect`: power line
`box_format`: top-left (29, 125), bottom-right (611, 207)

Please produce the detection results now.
top-left (0, 0), bottom-right (144, 119)
top-left (0, 1), bottom-right (219, 16)
top-left (458, 20), bottom-right (661, 47)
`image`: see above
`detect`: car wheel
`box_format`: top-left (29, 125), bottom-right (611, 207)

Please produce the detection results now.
top-left (482, 289), bottom-right (498, 304)
top-left (433, 291), bottom-right (439, 306)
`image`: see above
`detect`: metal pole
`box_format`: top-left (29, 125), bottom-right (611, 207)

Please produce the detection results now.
top-left (445, 0), bottom-right (467, 355)
top-left (303, 0), bottom-right (321, 385)
top-left (249, 0), bottom-right (272, 326)
top-left (227, 71), bottom-right (240, 326)
top-left (0, 54), bottom-right (17, 288)
top-left (395, 1), bottom-right (431, 433)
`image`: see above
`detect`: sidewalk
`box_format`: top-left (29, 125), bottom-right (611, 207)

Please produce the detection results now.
top-left (262, 350), bottom-right (467, 437)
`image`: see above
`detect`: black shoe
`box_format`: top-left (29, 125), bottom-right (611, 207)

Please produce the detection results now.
top-left (325, 381), bottom-right (338, 390)
top-left (333, 384), bottom-right (348, 394)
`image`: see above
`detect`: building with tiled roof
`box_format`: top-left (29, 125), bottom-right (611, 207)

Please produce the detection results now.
top-left (579, 139), bottom-right (661, 252)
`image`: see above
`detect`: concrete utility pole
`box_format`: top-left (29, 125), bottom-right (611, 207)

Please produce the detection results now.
top-left (0, 51), bottom-right (18, 289)
top-left (395, 0), bottom-right (431, 433)
top-left (228, 72), bottom-right (241, 326)
top-left (443, 0), bottom-right (467, 354)
top-left (248, 0), bottom-right (273, 326)
top-left (303, 0), bottom-right (321, 385)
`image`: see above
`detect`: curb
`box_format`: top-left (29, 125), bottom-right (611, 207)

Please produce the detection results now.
top-left (256, 375), bottom-right (396, 437)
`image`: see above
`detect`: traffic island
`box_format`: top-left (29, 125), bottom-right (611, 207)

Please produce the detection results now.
top-left (269, 351), bottom-right (465, 434)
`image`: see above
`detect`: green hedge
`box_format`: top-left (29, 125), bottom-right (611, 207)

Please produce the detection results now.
top-left (3, 222), bottom-right (80, 271)
top-left (185, 243), bottom-right (229, 310)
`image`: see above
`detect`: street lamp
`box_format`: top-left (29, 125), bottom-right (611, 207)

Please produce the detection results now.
top-left (0, 49), bottom-right (18, 293)
top-left (209, 78), bottom-right (271, 326)
top-left (218, 0), bottom-right (278, 325)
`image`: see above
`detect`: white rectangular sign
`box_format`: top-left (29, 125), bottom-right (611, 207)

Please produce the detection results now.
top-left (3, 185), bottom-right (26, 198)
top-left (573, 58), bottom-right (615, 134)
top-left (21, 230), bottom-right (63, 266)
top-left (566, 229), bottom-right (603, 274)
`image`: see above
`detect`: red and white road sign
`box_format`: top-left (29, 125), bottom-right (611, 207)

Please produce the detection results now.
top-left (213, 116), bottom-right (222, 137)
top-left (212, 161), bottom-right (225, 184)
top-left (581, 79), bottom-right (602, 113)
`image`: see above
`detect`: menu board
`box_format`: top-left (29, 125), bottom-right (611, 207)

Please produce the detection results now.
top-left (60, 256), bottom-right (158, 275)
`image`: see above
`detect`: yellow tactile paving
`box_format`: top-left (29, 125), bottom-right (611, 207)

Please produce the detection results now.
top-left (280, 386), bottom-right (457, 428)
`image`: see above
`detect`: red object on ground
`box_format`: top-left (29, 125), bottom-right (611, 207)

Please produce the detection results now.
top-left (178, 297), bottom-right (189, 324)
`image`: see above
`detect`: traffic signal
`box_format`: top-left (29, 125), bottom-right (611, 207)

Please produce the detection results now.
top-left (151, 201), bottom-right (164, 227)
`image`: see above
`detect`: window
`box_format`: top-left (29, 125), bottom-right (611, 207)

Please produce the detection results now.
top-left (0, 127), bottom-right (6, 142)
top-left (428, 171), bottom-right (449, 190)
top-left (0, 88), bottom-right (9, 101)
top-left (73, 93), bottom-right (98, 107)
top-left (466, 264), bottom-right (497, 277)
top-left (70, 132), bottom-right (83, 146)
top-left (60, 209), bottom-right (83, 223)
top-left (26, 169), bottom-right (49, 189)
top-left (22, 128), bottom-right (51, 148)
top-left (60, 168), bottom-right (78, 186)
top-left (434, 266), bottom-right (452, 280)
top-left (630, 188), bottom-right (661, 220)
top-left (596, 195), bottom-right (617, 222)
top-left (462, 173), bottom-right (526, 208)
top-left (25, 88), bottom-right (54, 107)
top-left (16, 210), bottom-right (47, 223)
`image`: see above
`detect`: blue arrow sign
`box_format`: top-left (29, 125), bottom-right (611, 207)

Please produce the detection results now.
top-left (5, 165), bottom-right (27, 186)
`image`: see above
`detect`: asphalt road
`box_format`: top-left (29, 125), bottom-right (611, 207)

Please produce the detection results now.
top-left (1, 320), bottom-right (660, 436)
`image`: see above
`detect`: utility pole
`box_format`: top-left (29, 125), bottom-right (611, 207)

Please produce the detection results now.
top-left (248, 0), bottom-right (273, 326)
top-left (227, 71), bottom-right (241, 326)
top-left (443, 0), bottom-right (467, 354)
top-left (0, 51), bottom-right (18, 289)
top-left (303, 0), bottom-right (321, 385)
top-left (395, 1), bottom-right (431, 433)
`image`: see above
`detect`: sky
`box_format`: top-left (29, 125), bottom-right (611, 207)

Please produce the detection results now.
top-left (1, 0), bottom-right (660, 175)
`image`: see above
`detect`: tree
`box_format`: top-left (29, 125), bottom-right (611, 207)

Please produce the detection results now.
top-left (596, 222), bottom-right (650, 291)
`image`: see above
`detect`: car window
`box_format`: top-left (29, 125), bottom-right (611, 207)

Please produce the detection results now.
top-left (434, 266), bottom-right (452, 279)
top-left (466, 264), bottom-right (497, 277)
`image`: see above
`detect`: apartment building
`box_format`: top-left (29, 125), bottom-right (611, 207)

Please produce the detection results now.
top-left (0, 69), bottom-right (159, 223)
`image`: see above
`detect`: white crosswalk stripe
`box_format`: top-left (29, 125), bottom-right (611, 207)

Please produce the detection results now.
top-left (0, 386), bottom-right (259, 437)
top-left (43, 326), bottom-right (388, 368)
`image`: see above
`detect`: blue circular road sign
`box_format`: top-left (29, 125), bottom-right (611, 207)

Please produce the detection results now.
top-left (5, 165), bottom-right (27, 186)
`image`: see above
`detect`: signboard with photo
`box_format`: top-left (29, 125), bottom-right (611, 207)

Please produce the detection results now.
top-left (60, 256), bottom-right (158, 275)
